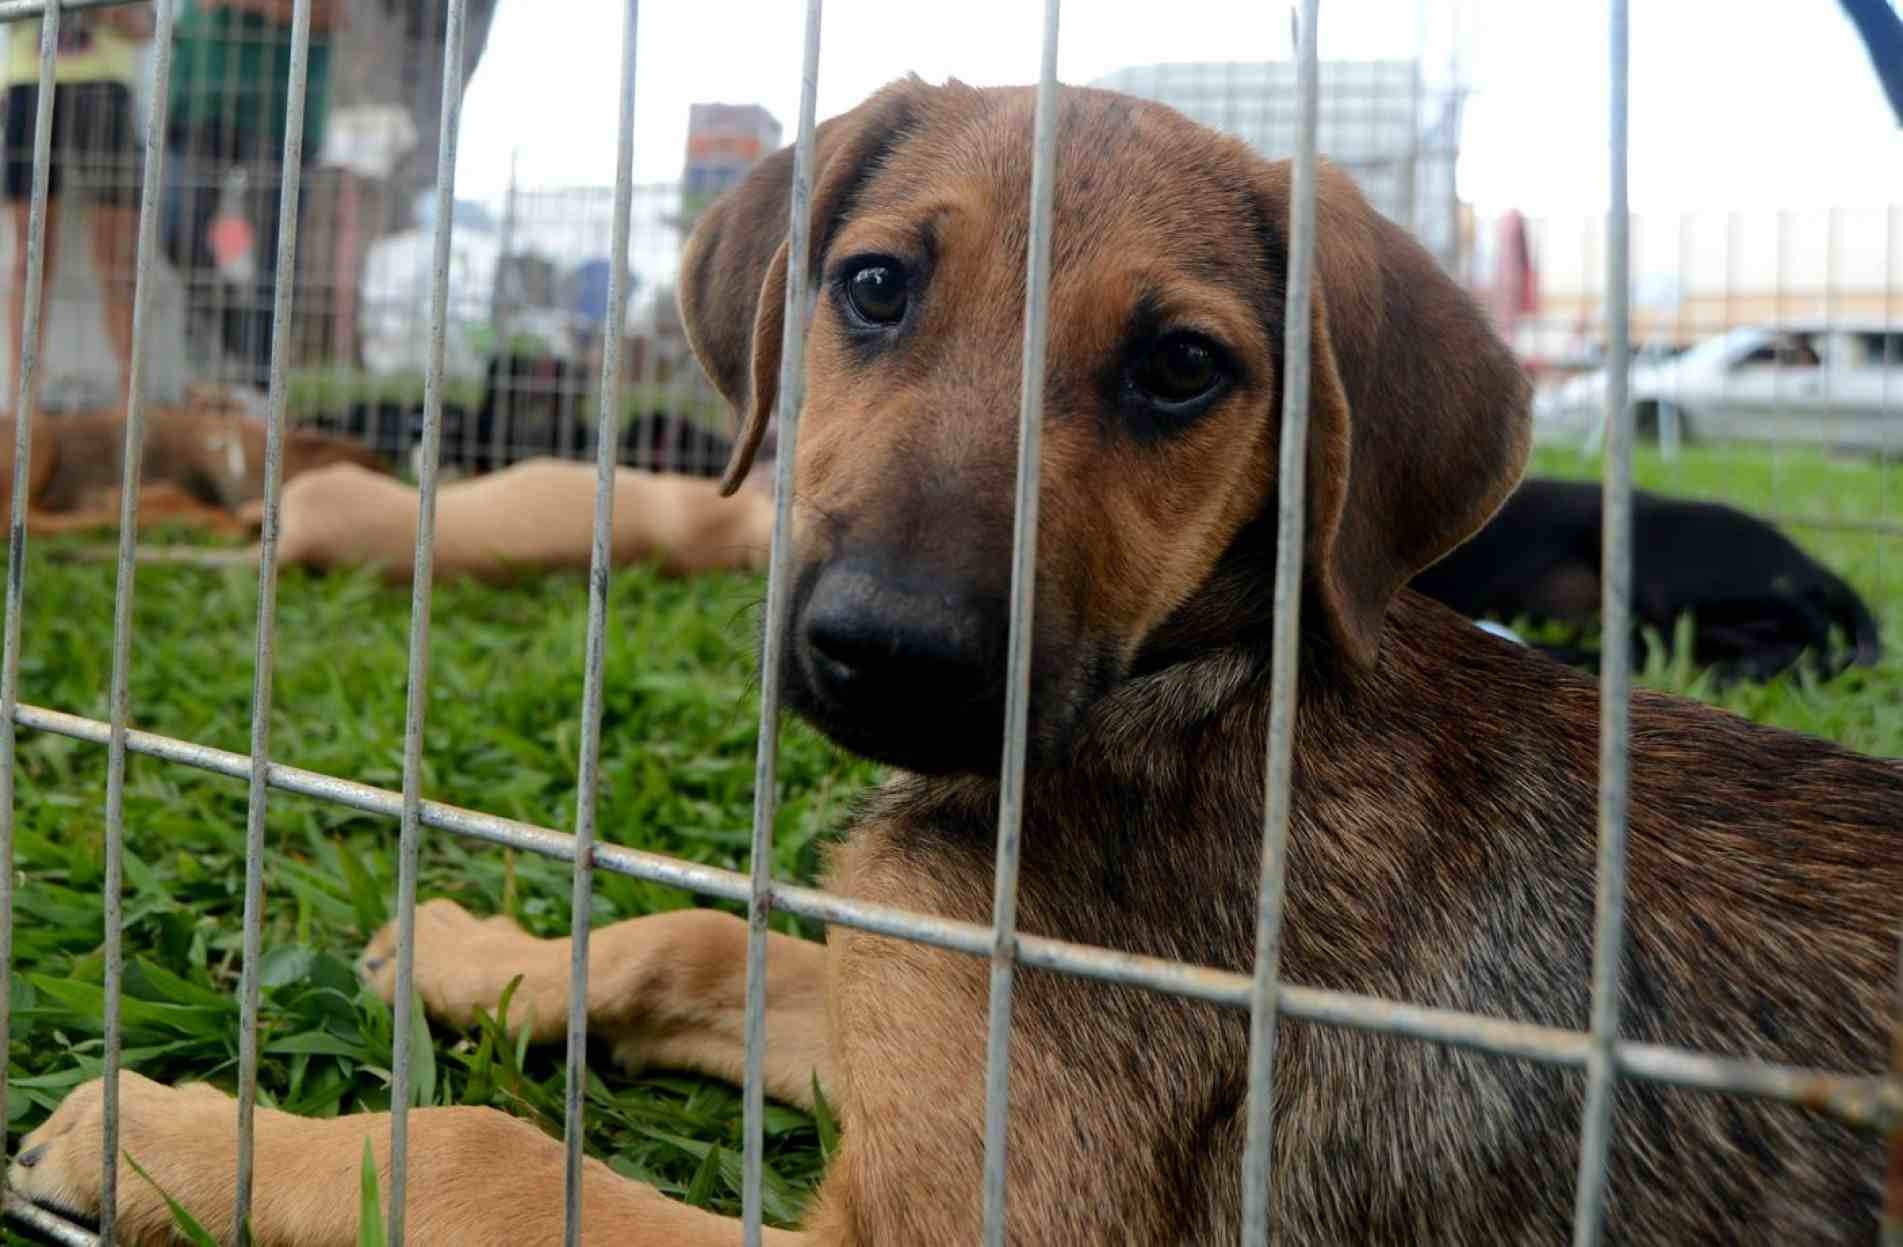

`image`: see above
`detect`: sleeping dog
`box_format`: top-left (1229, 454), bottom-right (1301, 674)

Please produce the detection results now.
top-left (0, 401), bottom-right (390, 536)
top-left (1413, 476), bottom-right (1882, 681)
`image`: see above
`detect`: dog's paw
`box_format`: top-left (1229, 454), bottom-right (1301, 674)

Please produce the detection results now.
top-left (10, 1072), bottom-right (234, 1240)
top-left (359, 898), bottom-right (538, 1027)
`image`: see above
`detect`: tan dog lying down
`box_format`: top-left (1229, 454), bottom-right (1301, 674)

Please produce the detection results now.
top-left (269, 457), bottom-right (774, 583)
top-left (1, 404), bottom-right (390, 537)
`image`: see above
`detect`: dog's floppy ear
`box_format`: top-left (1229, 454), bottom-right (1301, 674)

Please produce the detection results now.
top-left (1267, 161), bottom-right (1532, 668)
top-left (677, 77), bottom-right (931, 496)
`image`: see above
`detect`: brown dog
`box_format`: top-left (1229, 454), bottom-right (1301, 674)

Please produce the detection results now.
top-left (263, 457), bottom-right (774, 583)
top-left (47, 452), bottom-right (775, 582)
top-left (0, 401), bottom-right (390, 537)
top-left (14, 78), bottom-right (1903, 1245)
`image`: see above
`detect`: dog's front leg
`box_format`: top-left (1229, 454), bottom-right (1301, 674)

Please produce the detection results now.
top-left (10, 1070), bottom-right (810, 1246)
top-left (360, 898), bottom-right (836, 1109)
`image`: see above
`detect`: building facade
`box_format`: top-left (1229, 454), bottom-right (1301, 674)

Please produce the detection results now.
top-left (1088, 60), bottom-right (1465, 272)
top-left (680, 102), bottom-right (784, 229)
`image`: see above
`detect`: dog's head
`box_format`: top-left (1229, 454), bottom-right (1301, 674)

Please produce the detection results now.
top-left (679, 78), bottom-right (1531, 775)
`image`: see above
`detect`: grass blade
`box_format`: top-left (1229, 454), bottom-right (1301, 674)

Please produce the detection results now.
top-left (359, 1137), bottom-right (390, 1247)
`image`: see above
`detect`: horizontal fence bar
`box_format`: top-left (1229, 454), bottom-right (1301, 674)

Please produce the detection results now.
top-left (3, 1191), bottom-right (98, 1247)
top-left (7, 699), bottom-right (1895, 1132)
top-left (44, 545), bottom-right (261, 567)
top-left (0, 0), bottom-right (136, 17)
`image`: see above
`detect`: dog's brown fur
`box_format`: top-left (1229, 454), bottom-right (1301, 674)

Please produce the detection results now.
top-left (0, 402), bottom-right (389, 537)
top-left (15, 78), bottom-right (1903, 1245)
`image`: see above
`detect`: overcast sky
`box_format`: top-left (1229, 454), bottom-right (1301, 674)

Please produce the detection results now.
top-left (455, 0), bottom-right (1902, 216)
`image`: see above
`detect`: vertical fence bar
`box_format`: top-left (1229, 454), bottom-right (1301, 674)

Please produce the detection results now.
top-left (641, 208), bottom-right (687, 474)
top-left (203, 0), bottom-right (238, 394)
top-left (1238, 1), bottom-right (1321, 1242)
top-left (1879, 207), bottom-right (1895, 595)
top-left (1823, 207), bottom-right (1838, 454)
top-left (1663, 213), bottom-right (1688, 472)
top-left (1757, 208), bottom-right (1784, 504)
top-left (1885, 931), bottom-right (1903, 1247)
top-left (560, 2), bottom-right (640, 1242)
top-left (231, 2), bottom-right (315, 1239)
top-left (489, 147), bottom-right (519, 374)
top-left (738, 2), bottom-right (823, 1241)
top-left (386, 0), bottom-right (469, 1240)
top-left (0, 1), bottom-right (58, 1213)
top-left (97, 3), bottom-right (179, 1239)
top-left (1570, 0), bottom-right (1632, 1241)
top-left (978, 3), bottom-right (1061, 1243)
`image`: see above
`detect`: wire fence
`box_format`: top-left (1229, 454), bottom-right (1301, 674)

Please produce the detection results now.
top-left (0, 0), bottom-right (1900, 1245)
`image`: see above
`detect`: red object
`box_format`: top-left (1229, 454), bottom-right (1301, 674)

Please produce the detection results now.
top-left (208, 213), bottom-right (255, 272)
top-left (685, 133), bottom-right (766, 161)
top-left (1490, 210), bottom-right (1539, 338)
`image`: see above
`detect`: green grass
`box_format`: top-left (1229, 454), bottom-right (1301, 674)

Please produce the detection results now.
top-left (4, 559), bottom-right (875, 1235)
top-left (4, 441), bottom-right (1902, 1239)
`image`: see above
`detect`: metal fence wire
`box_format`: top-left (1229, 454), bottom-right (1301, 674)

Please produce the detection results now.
top-left (2, 1), bottom-right (1901, 1245)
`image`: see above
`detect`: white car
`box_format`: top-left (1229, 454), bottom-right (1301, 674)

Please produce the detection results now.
top-left (1533, 323), bottom-right (1903, 452)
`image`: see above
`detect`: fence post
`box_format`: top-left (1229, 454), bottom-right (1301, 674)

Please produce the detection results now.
top-left (738, 2), bottom-right (825, 1242)
top-left (1570, 0), bottom-right (1633, 1239)
top-left (1238, 2), bottom-right (1322, 1242)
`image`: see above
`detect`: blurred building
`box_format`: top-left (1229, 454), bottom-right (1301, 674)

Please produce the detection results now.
top-left (680, 102), bottom-right (783, 228)
top-left (1089, 60), bottom-right (1465, 272)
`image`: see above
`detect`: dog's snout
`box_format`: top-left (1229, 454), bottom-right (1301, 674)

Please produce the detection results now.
top-left (802, 565), bottom-right (994, 712)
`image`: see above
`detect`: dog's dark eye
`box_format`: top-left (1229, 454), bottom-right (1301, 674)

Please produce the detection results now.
top-left (844, 261), bottom-right (909, 326)
top-left (1130, 334), bottom-right (1225, 407)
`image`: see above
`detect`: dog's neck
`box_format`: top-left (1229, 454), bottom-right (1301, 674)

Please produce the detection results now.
top-left (860, 591), bottom-right (1578, 989)
top-left (1126, 520), bottom-right (1356, 688)
top-left (890, 582), bottom-right (1546, 828)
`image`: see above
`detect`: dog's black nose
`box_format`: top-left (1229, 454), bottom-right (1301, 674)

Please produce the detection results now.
top-left (800, 563), bottom-right (995, 714)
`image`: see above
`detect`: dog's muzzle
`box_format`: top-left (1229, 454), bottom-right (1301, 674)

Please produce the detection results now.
top-left (787, 553), bottom-right (1008, 774)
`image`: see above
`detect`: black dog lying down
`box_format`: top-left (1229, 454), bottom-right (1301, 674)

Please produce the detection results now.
top-left (1411, 476), bottom-right (1882, 682)
top-left (306, 353), bottom-right (735, 479)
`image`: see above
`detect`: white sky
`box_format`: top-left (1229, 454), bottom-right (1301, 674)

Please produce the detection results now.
top-left (455, 0), bottom-right (1903, 215)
